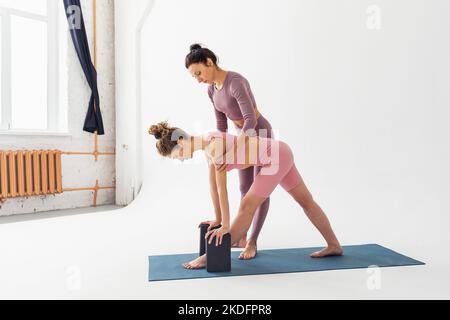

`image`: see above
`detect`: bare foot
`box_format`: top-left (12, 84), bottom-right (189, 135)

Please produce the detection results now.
top-left (310, 245), bottom-right (344, 258)
top-left (232, 237), bottom-right (248, 249)
top-left (239, 240), bottom-right (257, 260)
top-left (182, 254), bottom-right (206, 269)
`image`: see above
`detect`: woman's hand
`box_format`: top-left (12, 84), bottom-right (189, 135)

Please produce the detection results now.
top-left (211, 152), bottom-right (228, 172)
top-left (205, 225), bottom-right (230, 246)
top-left (206, 151), bottom-right (227, 172)
top-left (214, 162), bottom-right (227, 172)
top-left (198, 220), bottom-right (221, 231)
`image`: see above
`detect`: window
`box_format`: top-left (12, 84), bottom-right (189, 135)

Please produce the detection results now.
top-left (0, 0), bottom-right (68, 133)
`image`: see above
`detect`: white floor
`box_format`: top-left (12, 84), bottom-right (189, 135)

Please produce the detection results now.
top-left (0, 186), bottom-right (449, 300)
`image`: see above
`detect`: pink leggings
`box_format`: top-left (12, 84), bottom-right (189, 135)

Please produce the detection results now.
top-left (247, 141), bottom-right (303, 199)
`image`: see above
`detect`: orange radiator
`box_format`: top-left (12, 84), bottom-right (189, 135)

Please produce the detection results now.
top-left (0, 150), bottom-right (63, 202)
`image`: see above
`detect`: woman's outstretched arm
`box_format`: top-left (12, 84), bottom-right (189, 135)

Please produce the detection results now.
top-left (215, 167), bottom-right (230, 228)
top-left (208, 163), bottom-right (222, 223)
top-left (213, 78), bottom-right (257, 172)
top-left (204, 139), bottom-right (231, 245)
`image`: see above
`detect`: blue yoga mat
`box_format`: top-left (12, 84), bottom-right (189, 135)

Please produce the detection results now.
top-left (148, 244), bottom-right (424, 282)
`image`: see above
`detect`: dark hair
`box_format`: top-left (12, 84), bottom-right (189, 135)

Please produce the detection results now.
top-left (148, 121), bottom-right (190, 157)
top-left (185, 43), bottom-right (219, 69)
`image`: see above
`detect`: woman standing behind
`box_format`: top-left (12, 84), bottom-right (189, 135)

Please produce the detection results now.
top-left (185, 44), bottom-right (275, 260)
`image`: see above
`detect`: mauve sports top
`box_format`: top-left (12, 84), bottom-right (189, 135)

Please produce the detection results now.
top-left (207, 71), bottom-right (258, 133)
top-left (204, 131), bottom-right (278, 172)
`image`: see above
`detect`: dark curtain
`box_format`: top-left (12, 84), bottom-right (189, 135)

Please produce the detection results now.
top-left (63, 0), bottom-right (105, 135)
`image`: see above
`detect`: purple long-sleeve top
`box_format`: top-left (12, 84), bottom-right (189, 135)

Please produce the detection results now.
top-left (207, 71), bottom-right (258, 134)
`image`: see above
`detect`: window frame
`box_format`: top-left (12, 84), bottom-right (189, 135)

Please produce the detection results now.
top-left (0, 0), bottom-right (67, 134)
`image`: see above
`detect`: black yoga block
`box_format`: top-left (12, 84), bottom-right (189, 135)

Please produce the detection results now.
top-left (199, 223), bottom-right (221, 256)
top-left (206, 233), bottom-right (231, 272)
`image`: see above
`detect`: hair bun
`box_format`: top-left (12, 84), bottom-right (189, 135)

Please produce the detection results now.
top-left (190, 43), bottom-right (202, 52)
top-left (149, 121), bottom-right (171, 140)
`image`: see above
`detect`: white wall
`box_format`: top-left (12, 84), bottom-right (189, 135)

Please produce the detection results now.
top-left (0, 0), bottom-right (116, 216)
top-left (114, 0), bottom-right (155, 205)
top-left (140, 0), bottom-right (450, 254)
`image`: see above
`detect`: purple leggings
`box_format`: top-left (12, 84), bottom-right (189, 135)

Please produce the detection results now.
top-left (236, 115), bottom-right (273, 243)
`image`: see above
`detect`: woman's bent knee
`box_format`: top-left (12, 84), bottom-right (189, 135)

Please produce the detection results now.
top-left (240, 193), bottom-right (267, 214)
top-left (239, 200), bottom-right (254, 215)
